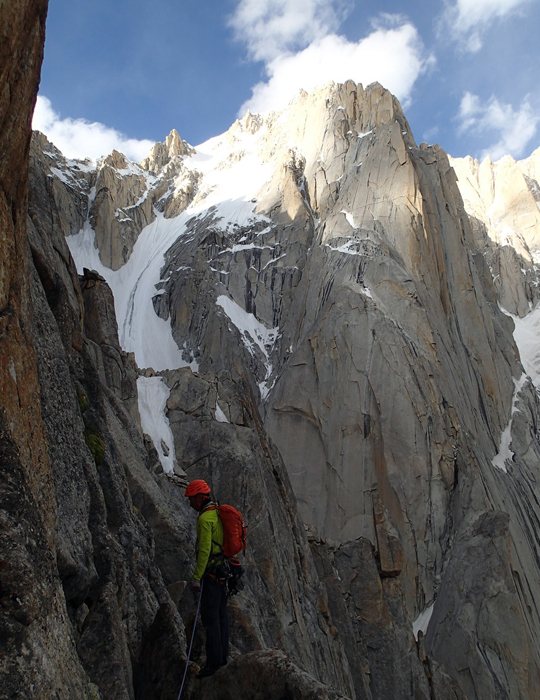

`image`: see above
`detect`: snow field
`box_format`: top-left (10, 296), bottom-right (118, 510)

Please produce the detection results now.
top-left (68, 119), bottom-right (273, 371)
top-left (68, 120), bottom-right (277, 464)
top-left (137, 376), bottom-right (176, 473)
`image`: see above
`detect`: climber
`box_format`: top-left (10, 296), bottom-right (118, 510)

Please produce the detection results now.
top-left (185, 479), bottom-right (229, 679)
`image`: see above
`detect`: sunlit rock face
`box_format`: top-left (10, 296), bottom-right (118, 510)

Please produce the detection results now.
top-left (450, 150), bottom-right (540, 317)
top-left (28, 77), bottom-right (540, 700)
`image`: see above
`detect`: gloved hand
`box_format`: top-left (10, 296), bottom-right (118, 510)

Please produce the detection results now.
top-left (192, 578), bottom-right (201, 593)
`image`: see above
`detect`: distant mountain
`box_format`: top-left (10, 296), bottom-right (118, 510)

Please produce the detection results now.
top-left (6, 8), bottom-right (540, 695)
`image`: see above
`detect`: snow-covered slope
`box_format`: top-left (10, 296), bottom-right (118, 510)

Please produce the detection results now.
top-left (67, 117), bottom-right (275, 371)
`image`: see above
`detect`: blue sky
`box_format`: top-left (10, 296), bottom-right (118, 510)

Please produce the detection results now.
top-left (34, 0), bottom-right (540, 163)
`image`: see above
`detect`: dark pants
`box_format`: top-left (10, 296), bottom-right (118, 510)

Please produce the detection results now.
top-left (201, 575), bottom-right (229, 668)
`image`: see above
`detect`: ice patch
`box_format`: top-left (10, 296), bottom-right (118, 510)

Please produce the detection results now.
top-left (341, 210), bottom-right (358, 229)
top-left (50, 166), bottom-right (74, 186)
top-left (215, 401), bottom-right (229, 423)
top-left (492, 373), bottom-right (528, 472)
top-left (413, 604), bottom-right (434, 640)
top-left (325, 240), bottom-right (363, 256)
top-left (137, 376), bottom-right (176, 473)
top-left (216, 295), bottom-right (279, 399)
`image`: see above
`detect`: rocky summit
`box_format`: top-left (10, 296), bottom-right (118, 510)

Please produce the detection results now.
top-left (3, 3), bottom-right (540, 700)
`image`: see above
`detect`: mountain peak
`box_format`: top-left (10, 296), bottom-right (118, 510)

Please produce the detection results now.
top-left (140, 128), bottom-right (194, 173)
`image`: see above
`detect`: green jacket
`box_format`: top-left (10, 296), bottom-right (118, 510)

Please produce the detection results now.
top-left (194, 504), bottom-right (224, 581)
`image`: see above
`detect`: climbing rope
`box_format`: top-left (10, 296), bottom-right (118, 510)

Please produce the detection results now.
top-left (177, 579), bottom-right (204, 700)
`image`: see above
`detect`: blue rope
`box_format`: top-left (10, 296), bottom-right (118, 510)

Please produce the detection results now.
top-left (177, 579), bottom-right (204, 700)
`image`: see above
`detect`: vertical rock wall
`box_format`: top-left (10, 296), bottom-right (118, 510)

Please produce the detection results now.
top-left (0, 2), bottom-right (93, 696)
top-left (450, 151), bottom-right (540, 317)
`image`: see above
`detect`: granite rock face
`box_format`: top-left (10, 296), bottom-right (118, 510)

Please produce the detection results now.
top-left (22, 117), bottom-right (359, 700)
top-left (7, 9), bottom-right (540, 697)
top-left (126, 83), bottom-right (540, 699)
top-left (450, 150), bottom-right (540, 316)
top-left (28, 78), bottom-right (540, 699)
top-left (31, 127), bottom-right (199, 271)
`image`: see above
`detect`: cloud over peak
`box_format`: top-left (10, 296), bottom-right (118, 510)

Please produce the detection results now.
top-left (231, 1), bottom-right (433, 117)
top-left (33, 96), bottom-right (154, 162)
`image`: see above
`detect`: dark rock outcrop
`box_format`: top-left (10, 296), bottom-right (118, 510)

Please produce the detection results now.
top-left (0, 2), bottom-right (94, 697)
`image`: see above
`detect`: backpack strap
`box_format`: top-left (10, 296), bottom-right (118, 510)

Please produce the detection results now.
top-left (200, 502), bottom-right (225, 553)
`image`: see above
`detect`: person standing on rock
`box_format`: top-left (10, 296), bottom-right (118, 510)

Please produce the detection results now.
top-left (185, 479), bottom-right (229, 679)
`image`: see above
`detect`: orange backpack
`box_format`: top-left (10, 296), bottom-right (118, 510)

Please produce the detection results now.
top-left (211, 503), bottom-right (247, 557)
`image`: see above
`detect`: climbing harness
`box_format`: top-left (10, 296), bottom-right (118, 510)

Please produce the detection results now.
top-left (177, 579), bottom-right (204, 700)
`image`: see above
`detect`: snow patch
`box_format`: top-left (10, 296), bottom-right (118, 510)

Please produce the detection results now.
top-left (221, 243), bottom-right (275, 255)
top-left (184, 124), bottom-right (273, 225)
top-left (216, 295), bottom-right (279, 399)
top-left (116, 163), bottom-right (141, 177)
top-left (341, 210), bottom-right (358, 229)
top-left (67, 158), bottom-right (95, 173)
top-left (50, 166), bottom-right (74, 186)
top-left (217, 295), bottom-right (278, 361)
top-left (413, 604), bottom-right (434, 640)
top-left (137, 376), bottom-right (176, 473)
top-left (215, 401), bottom-right (229, 423)
top-left (261, 253), bottom-right (287, 271)
top-left (325, 240), bottom-right (363, 256)
top-left (492, 373), bottom-right (528, 472)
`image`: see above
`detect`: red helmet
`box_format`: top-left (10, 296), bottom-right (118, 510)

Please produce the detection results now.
top-left (185, 479), bottom-right (211, 497)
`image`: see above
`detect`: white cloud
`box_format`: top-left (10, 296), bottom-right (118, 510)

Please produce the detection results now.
top-left (441, 0), bottom-right (532, 51)
top-left (239, 18), bottom-right (433, 115)
top-left (457, 91), bottom-right (540, 160)
top-left (32, 96), bottom-right (154, 162)
top-left (230, 0), bottom-right (352, 62)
